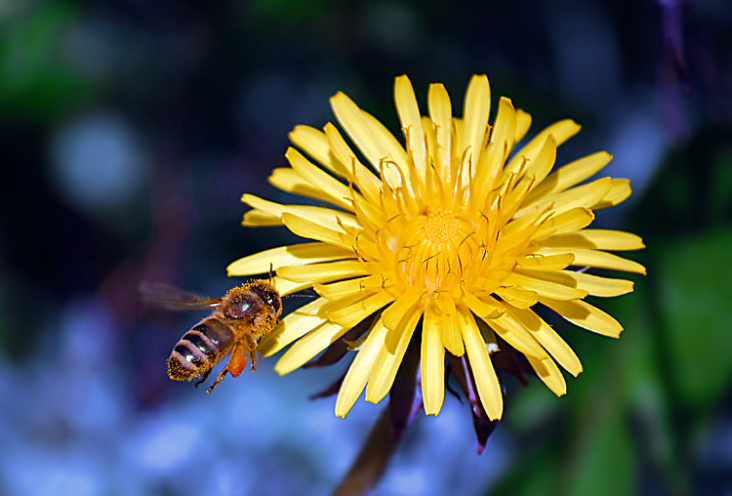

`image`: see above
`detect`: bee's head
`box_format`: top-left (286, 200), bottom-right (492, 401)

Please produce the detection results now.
top-left (222, 281), bottom-right (282, 321)
top-left (248, 280), bottom-right (283, 319)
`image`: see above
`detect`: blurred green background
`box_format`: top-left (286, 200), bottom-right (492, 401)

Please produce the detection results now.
top-left (0, 0), bottom-right (730, 495)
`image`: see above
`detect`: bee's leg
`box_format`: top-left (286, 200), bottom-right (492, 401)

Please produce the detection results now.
top-left (194, 368), bottom-right (213, 388)
top-left (206, 346), bottom-right (243, 393)
top-left (226, 344), bottom-right (249, 378)
top-left (244, 334), bottom-right (258, 371)
top-left (206, 367), bottom-right (229, 393)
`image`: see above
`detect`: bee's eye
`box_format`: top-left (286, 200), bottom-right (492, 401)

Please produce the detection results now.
top-left (222, 294), bottom-right (257, 320)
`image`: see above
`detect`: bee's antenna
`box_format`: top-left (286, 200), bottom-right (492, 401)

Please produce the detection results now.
top-left (268, 263), bottom-right (274, 284)
top-left (284, 293), bottom-right (318, 300)
top-left (284, 288), bottom-right (318, 300)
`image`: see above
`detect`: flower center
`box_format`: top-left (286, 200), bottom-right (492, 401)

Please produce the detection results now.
top-left (418, 208), bottom-right (463, 246)
top-left (390, 207), bottom-right (478, 294)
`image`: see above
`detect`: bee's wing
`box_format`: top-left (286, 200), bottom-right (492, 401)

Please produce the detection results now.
top-left (139, 281), bottom-right (222, 310)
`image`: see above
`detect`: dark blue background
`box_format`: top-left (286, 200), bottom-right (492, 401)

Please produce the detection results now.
top-left (0, 1), bottom-right (730, 494)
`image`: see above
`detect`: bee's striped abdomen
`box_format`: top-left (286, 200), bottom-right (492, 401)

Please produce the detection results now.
top-left (167, 319), bottom-right (234, 381)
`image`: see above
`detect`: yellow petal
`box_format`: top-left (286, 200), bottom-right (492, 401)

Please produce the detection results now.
top-left (421, 305), bottom-right (445, 415)
top-left (526, 353), bottom-right (566, 396)
top-left (281, 212), bottom-right (355, 250)
top-left (538, 229), bottom-right (645, 251)
top-left (536, 247), bottom-right (646, 275)
top-left (500, 167), bottom-right (537, 219)
top-left (358, 109), bottom-right (410, 174)
top-left (326, 290), bottom-right (395, 328)
top-left (463, 293), bottom-right (505, 320)
top-left (452, 118), bottom-right (465, 165)
top-left (381, 290), bottom-right (422, 332)
top-left (460, 307), bottom-right (503, 420)
top-left (500, 206), bottom-right (553, 246)
top-left (523, 133), bottom-right (557, 189)
top-left (394, 75), bottom-right (427, 174)
top-left (227, 242), bottom-right (354, 276)
top-left (523, 151), bottom-right (612, 205)
top-left (474, 96), bottom-right (516, 193)
top-left (288, 125), bottom-right (346, 176)
top-left (269, 167), bottom-right (353, 211)
top-left (514, 108), bottom-right (532, 144)
top-left (504, 119), bottom-right (581, 179)
top-left (270, 277), bottom-right (317, 297)
top-left (484, 311), bottom-right (546, 358)
top-left (314, 275), bottom-right (385, 300)
top-left (461, 75), bottom-right (491, 174)
top-left (331, 92), bottom-right (392, 174)
top-left (594, 178), bottom-right (631, 209)
top-left (422, 119), bottom-right (438, 195)
top-left (516, 252), bottom-right (575, 271)
top-left (277, 260), bottom-right (369, 284)
top-left (435, 298), bottom-right (464, 356)
top-left (504, 306), bottom-right (582, 376)
top-left (242, 209), bottom-right (282, 227)
top-left (489, 96), bottom-right (518, 148)
top-left (558, 271), bottom-right (634, 297)
top-left (539, 297), bottom-right (624, 337)
top-left (242, 194), bottom-right (361, 232)
top-left (335, 317), bottom-right (389, 417)
top-left (324, 123), bottom-right (383, 204)
top-left (350, 187), bottom-right (385, 230)
top-left (285, 147), bottom-right (356, 204)
top-left (494, 286), bottom-right (539, 309)
top-left (258, 297), bottom-right (328, 357)
top-left (365, 305), bottom-right (422, 403)
top-left (532, 207), bottom-right (595, 240)
top-left (506, 270), bottom-right (589, 300)
top-left (428, 83), bottom-right (452, 183)
top-left (519, 177), bottom-right (613, 218)
top-left (275, 321), bottom-right (349, 374)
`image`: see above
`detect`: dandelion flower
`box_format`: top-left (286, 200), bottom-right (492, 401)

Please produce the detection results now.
top-left (228, 75), bottom-right (645, 425)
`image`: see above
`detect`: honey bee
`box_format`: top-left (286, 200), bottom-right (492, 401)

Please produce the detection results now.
top-left (140, 280), bottom-right (282, 393)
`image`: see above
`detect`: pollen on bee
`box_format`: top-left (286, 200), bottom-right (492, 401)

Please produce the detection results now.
top-left (167, 356), bottom-right (195, 381)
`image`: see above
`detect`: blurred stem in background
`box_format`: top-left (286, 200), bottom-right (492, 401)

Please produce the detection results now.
top-left (333, 407), bottom-right (397, 496)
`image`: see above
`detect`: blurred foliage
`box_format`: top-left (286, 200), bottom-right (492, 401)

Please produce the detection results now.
top-left (0, 1), bottom-right (96, 120)
top-left (660, 229), bottom-right (732, 412)
top-left (249, 0), bottom-right (332, 24)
